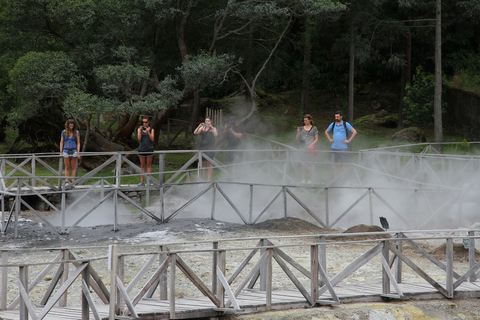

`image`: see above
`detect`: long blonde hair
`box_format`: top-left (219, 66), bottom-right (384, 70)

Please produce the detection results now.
top-left (64, 119), bottom-right (77, 136)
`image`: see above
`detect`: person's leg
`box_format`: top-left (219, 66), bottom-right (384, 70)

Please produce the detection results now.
top-left (145, 155), bottom-right (153, 182)
top-left (331, 150), bottom-right (339, 178)
top-left (206, 161), bottom-right (213, 181)
top-left (139, 156), bottom-right (146, 183)
top-left (64, 157), bottom-right (71, 182)
top-left (70, 157), bottom-right (78, 182)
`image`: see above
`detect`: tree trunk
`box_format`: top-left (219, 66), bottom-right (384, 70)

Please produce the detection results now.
top-left (82, 115), bottom-right (91, 153)
top-left (398, 32), bottom-right (412, 128)
top-left (152, 108), bottom-right (172, 148)
top-left (115, 114), bottom-right (139, 142)
top-left (301, 14), bottom-right (312, 115)
top-left (348, 19), bottom-right (355, 124)
top-left (191, 89), bottom-right (201, 124)
top-left (434, 0), bottom-right (443, 149)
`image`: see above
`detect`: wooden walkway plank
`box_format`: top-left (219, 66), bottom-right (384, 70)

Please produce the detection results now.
top-left (2, 281), bottom-right (480, 319)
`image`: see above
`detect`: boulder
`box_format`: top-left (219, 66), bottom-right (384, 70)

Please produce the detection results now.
top-left (391, 127), bottom-right (426, 142)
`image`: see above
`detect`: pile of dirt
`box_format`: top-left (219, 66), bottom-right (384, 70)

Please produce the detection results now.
top-left (430, 243), bottom-right (480, 262)
top-left (228, 217), bottom-right (326, 234)
top-left (333, 224), bottom-right (391, 241)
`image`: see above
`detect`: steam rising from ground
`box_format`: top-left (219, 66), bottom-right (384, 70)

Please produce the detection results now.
top-left (45, 129), bottom-right (480, 231)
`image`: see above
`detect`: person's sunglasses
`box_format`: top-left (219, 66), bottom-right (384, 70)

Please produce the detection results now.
top-left (142, 121), bottom-right (148, 123)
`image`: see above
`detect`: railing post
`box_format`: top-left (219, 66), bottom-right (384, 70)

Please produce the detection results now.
top-left (31, 154), bottom-right (35, 188)
top-left (210, 182), bottom-right (216, 220)
top-left (59, 249), bottom-right (69, 307)
top-left (115, 153), bottom-right (122, 188)
top-left (109, 245), bottom-right (118, 320)
top-left (325, 188), bottom-right (329, 228)
top-left (249, 185), bottom-right (253, 224)
top-left (117, 255), bottom-right (125, 314)
top-left (15, 178), bottom-right (21, 238)
top-left (19, 265), bottom-right (28, 320)
top-left (159, 246), bottom-right (168, 300)
top-left (1, 251), bottom-right (7, 310)
top-left (283, 186), bottom-right (287, 218)
top-left (216, 250), bottom-right (226, 308)
top-left (160, 185), bottom-right (165, 222)
top-left (259, 239), bottom-right (267, 291)
top-left (169, 253), bottom-right (176, 318)
top-left (382, 240), bottom-right (390, 295)
top-left (113, 189), bottom-right (118, 231)
top-left (310, 244), bottom-right (318, 304)
top-left (468, 231), bottom-right (476, 282)
top-left (82, 263), bottom-right (90, 320)
top-left (446, 238), bottom-right (453, 298)
top-left (212, 242), bottom-right (218, 295)
top-left (198, 151), bottom-right (202, 180)
top-left (58, 156), bottom-right (63, 190)
top-left (369, 188), bottom-right (374, 225)
top-left (159, 153), bottom-right (165, 184)
top-left (265, 248), bottom-right (273, 310)
top-left (318, 236), bottom-right (326, 287)
top-left (1, 191), bottom-right (4, 235)
top-left (395, 233), bottom-right (404, 284)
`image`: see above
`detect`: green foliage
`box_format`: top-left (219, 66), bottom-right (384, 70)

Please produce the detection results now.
top-left (454, 139), bottom-right (471, 154)
top-left (7, 51), bottom-right (86, 126)
top-left (178, 53), bottom-right (241, 91)
top-left (402, 67), bottom-right (446, 129)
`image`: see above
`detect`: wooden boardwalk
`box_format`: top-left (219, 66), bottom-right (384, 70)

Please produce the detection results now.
top-left (2, 231), bottom-right (480, 320)
top-left (1, 281), bottom-right (480, 319)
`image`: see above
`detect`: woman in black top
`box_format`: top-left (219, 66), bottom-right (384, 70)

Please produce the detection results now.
top-left (194, 116), bottom-right (218, 181)
top-left (137, 116), bottom-right (154, 186)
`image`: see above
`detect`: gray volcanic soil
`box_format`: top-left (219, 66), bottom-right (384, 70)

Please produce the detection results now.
top-left (2, 216), bottom-right (480, 319)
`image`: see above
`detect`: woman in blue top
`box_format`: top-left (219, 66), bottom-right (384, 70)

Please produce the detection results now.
top-left (59, 119), bottom-right (81, 184)
top-left (137, 116), bottom-right (155, 186)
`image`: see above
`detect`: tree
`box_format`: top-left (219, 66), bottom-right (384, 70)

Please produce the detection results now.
top-left (433, 0), bottom-right (442, 147)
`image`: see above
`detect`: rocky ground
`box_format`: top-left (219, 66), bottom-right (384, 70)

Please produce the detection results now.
top-left (1, 215), bottom-right (480, 319)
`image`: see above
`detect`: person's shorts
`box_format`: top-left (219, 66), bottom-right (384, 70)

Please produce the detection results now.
top-left (331, 149), bottom-right (348, 163)
top-left (201, 150), bottom-right (215, 160)
top-left (63, 150), bottom-right (78, 157)
top-left (139, 150), bottom-right (154, 157)
top-left (226, 150), bottom-right (239, 164)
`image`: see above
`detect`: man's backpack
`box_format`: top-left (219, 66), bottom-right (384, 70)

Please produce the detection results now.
top-left (331, 121), bottom-right (350, 139)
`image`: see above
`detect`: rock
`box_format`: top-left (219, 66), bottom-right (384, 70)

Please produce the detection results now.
top-left (391, 127), bottom-right (426, 142)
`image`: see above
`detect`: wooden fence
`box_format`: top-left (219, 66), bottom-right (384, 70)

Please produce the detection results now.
top-left (1, 230), bottom-right (480, 319)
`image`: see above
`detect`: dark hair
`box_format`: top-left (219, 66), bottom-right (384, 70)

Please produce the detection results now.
top-left (64, 119), bottom-right (77, 136)
top-left (303, 114), bottom-right (314, 126)
top-left (335, 111), bottom-right (343, 116)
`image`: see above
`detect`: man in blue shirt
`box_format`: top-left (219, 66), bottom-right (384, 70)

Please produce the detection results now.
top-left (325, 111), bottom-right (357, 169)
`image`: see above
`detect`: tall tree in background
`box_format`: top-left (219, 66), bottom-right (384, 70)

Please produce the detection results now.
top-left (433, 0), bottom-right (443, 147)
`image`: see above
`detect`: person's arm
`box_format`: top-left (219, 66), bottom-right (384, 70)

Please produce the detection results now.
top-left (345, 128), bottom-right (357, 144)
top-left (60, 134), bottom-right (64, 155)
top-left (229, 127), bottom-right (242, 139)
top-left (325, 126), bottom-right (333, 143)
top-left (194, 123), bottom-right (204, 135)
top-left (211, 126), bottom-right (218, 137)
top-left (148, 128), bottom-right (154, 141)
top-left (296, 127), bottom-right (301, 140)
top-left (76, 132), bottom-right (81, 158)
top-left (137, 127), bottom-right (142, 141)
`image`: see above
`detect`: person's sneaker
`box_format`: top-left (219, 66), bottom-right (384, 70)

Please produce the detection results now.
top-left (138, 182), bottom-right (145, 187)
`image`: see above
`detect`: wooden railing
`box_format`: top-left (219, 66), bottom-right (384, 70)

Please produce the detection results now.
top-left (1, 230), bottom-right (479, 319)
